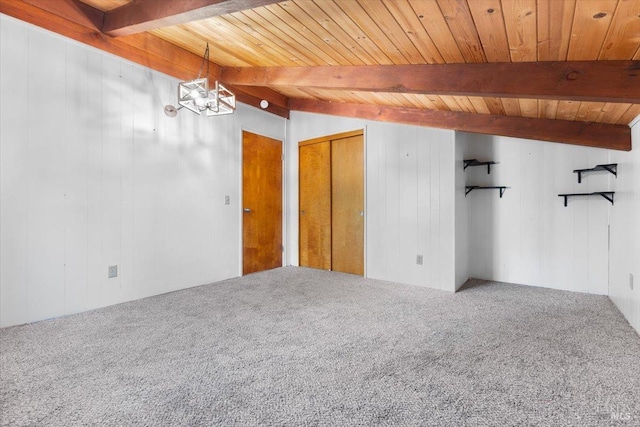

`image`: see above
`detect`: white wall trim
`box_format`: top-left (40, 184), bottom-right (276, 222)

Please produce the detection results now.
top-left (363, 125), bottom-right (368, 279)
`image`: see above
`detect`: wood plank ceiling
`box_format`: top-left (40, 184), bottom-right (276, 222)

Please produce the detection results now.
top-left (2, 0), bottom-right (640, 149)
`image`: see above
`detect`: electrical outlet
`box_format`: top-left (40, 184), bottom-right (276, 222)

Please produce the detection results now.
top-left (225, 195), bottom-right (230, 205)
top-left (416, 255), bottom-right (423, 265)
top-left (630, 274), bottom-right (634, 291)
top-left (108, 265), bottom-right (118, 278)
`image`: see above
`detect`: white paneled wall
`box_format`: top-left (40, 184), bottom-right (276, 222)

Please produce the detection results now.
top-left (454, 135), bottom-right (469, 290)
top-left (0, 15), bottom-right (286, 327)
top-left (609, 121), bottom-right (640, 333)
top-left (459, 133), bottom-right (611, 295)
top-left (287, 112), bottom-right (456, 291)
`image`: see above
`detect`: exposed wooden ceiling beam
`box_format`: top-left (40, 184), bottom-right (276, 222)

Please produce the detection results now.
top-left (21, 0), bottom-right (103, 30)
top-left (289, 99), bottom-right (631, 151)
top-left (103, 0), bottom-right (281, 37)
top-left (2, 0), bottom-right (208, 78)
top-left (223, 62), bottom-right (640, 104)
top-left (1, 0), bottom-right (289, 117)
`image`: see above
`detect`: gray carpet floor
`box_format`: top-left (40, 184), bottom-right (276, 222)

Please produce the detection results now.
top-left (1, 267), bottom-right (639, 426)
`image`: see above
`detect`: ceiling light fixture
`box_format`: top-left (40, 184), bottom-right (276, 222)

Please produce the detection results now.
top-left (165, 43), bottom-right (235, 118)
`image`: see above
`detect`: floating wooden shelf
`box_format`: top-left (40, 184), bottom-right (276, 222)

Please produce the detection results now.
top-left (557, 192), bottom-right (615, 207)
top-left (573, 164), bottom-right (617, 183)
top-left (465, 186), bottom-right (508, 198)
top-left (463, 159), bottom-right (497, 174)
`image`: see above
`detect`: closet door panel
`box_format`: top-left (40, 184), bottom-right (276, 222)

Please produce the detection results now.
top-left (299, 141), bottom-right (331, 270)
top-left (331, 135), bottom-right (364, 275)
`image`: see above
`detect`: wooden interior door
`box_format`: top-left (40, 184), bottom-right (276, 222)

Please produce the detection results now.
top-left (331, 134), bottom-right (364, 275)
top-left (299, 141), bottom-right (331, 269)
top-left (242, 131), bottom-right (282, 275)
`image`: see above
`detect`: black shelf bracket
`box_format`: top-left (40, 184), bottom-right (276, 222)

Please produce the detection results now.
top-left (465, 186), bottom-right (508, 198)
top-left (463, 159), bottom-right (497, 174)
top-left (573, 163), bottom-right (617, 183)
top-left (557, 192), bottom-right (615, 207)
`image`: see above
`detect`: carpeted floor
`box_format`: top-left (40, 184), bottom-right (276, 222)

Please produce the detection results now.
top-left (1, 267), bottom-right (639, 426)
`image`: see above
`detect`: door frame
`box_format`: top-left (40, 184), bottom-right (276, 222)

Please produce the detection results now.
top-left (238, 127), bottom-right (286, 276)
top-left (296, 128), bottom-right (367, 277)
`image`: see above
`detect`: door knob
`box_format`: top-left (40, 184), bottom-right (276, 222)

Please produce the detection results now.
top-left (243, 208), bottom-right (252, 213)
top-left (300, 210), bottom-right (305, 215)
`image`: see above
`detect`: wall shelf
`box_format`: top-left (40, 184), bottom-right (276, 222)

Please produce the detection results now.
top-left (573, 164), bottom-right (617, 183)
top-left (463, 159), bottom-right (497, 174)
top-left (465, 186), bottom-right (507, 198)
top-left (557, 192), bottom-right (615, 207)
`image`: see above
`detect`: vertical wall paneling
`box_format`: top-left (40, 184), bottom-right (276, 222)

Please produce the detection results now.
top-left (461, 132), bottom-right (610, 294)
top-left (609, 121), bottom-right (640, 334)
top-left (584, 149), bottom-right (610, 292)
top-left (27, 28), bottom-right (67, 320)
top-left (162, 72), bottom-right (177, 292)
top-left (365, 124), bottom-right (383, 280)
top-left (519, 141), bottom-right (542, 285)
top-left (191, 93), bottom-right (214, 287)
top-left (63, 42), bottom-right (89, 314)
top-left (454, 134), bottom-right (469, 290)
top-left (429, 137), bottom-right (442, 286)
top-left (100, 54), bottom-right (123, 307)
top-left (0, 16), bottom-right (29, 325)
top-left (131, 68), bottom-right (157, 301)
top-left (438, 137), bottom-right (456, 289)
top-left (119, 63), bottom-right (134, 303)
top-left (571, 145), bottom-right (590, 292)
top-left (428, 134), bottom-right (442, 286)
top-left (0, 15), bottom-right (286, 327)
top-left (391, 125), bottom-right (416, 285)
top-left (86, 48), bottom-right (103, 311)
top-left (497, 142), bottom-right (520, 280)
top-left (416, 128), bottom-right (431, 284)
top-left (382, 123), bottom-right (403, 283)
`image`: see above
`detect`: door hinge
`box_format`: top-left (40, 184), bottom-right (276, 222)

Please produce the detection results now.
top-left (281, 245), bottom-right (284, 252)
